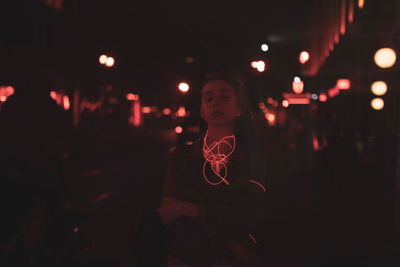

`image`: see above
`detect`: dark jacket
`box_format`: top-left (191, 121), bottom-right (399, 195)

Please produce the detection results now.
top-left (162, 133), bottom-right (270, 266)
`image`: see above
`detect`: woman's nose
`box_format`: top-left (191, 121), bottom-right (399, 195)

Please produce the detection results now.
top-left (211, 97), bottom-right (221, 106)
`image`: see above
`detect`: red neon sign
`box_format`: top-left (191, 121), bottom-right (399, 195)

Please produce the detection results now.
top-left (337, 79), bottom-right (350, 90)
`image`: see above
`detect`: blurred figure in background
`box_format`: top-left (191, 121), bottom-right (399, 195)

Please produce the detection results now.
top-left (0, 65), bottom-right (72, 266)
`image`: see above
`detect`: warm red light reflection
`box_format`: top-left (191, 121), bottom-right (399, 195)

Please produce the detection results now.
top-left (73, 227), bottom-right (79, 233)
top-left (313, 133), bottom-right (319, 151)
top-left (328, 87), bottom-right (340, 98)
top-left (265, 113), bottom-right (275, 123)
top-left (175, 126), bottom-right (183, 134)
top-left (63, 95), bottom-right (70, 110)
top-left (176, 106), bottom-right (186, 117)
top-left (99, 55), bottom-right (107, 64)
top-left (292, 81), bottom-right (304, 94)
top-left (319, 94), bottom-right (328, 102)
top-left (358, 0), bottom-right (364, 9)
top-left (340, 0), bottom-right (346, 35)
top-left (142, 106), bottom-right (151, 114)
top-left (282, 100), bottom-right (289, 108)
top-left (251, 61), bottom-right (258, 68)
top-left (50, 91), bottom-right (57, 100)
top-left (287, 98), bottom-right (310, 104)
top-left (133, 100), bottom-right (141, 126)
top-left (105, 57), bottom-right (115, 67)
top-left (299, 51), bottom-right (310, 64)
top-left (162, 108), bottom-right (171, 115)
top-left (256, 61), bottom-right (265, 72)
top-left (337, 79), bottom-right (350, 90)
top-left (178, 82), bottom-right (190, 93)
top-left (0, 96), bottom-right (6, 102)
top-left (126, 93), bottom-right (139, 101)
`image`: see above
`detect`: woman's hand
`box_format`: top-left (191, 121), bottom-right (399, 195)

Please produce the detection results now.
top-left (158, 197), bottom-right (199, 225)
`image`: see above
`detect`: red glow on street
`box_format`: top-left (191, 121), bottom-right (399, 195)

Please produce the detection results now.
top-left (63, 95), bottom-right (70, 110)
top-left (328, 87), bottom-right (340, 98)
top-left (142, 106), bottom-right (151, 114)
top-left (176, 106), bottom-right (186, 117)
top-left (358, 0), bottom-right (364, 9)
top-left (5, 86), bottom-right (14, 96)
top-left (267, 97), bottom-right (273, 105)
top-left (126, 93), bottom-right (139, 101)
top-left (282, 100), bottom-right (289, 108)
top-left (299, 51), bottom-right (310, 64)
top-left (340, 0), bottom-right (346, 35)
top-left (73, 227), bottom-right (79, 233)
top-left (133, 100), bottom-right (141, 126)
top-left (287, 98), bottom-right (310, 104)
top-left (249, 179), bottom-right (266, 192)
top-left (50, 91), bottom-right (57, 100)
top-left (99, 55), bottom-right (107, 64)
top-left (175, 126), bottom-right (183, 134)
top-left (337, 79), bottom-right (350, 90)
top-left (178, 82), bottom-right (190, 93)
top-left (162, 108), bottom-right (171, 115)
top-left (319, 94), bottom-right (328, 102)
top-left (292, 80), bottom-right (304, 94)
top-left (265, 113), bottom-right (275, 123)
top-left (348, 0), bottom-right (354, 23)
top-left (105, 57), bottom-right (115, 67)
top-left (313, 133), bottom-right (319, 151)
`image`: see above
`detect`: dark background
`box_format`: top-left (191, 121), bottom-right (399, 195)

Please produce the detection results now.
top-left (0, 0), bottom-right (400, 266)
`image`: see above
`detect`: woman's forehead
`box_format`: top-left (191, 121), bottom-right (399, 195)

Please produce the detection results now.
top-left (202, 79), bottom-right (235, 94)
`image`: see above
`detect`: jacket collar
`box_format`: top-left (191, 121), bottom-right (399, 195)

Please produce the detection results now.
top-left (191, 132), bottom-right (247, 164)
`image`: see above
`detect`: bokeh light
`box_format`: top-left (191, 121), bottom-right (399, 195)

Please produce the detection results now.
top-left (371, 98), bottom-right (384, 110)
top-left (105, 57), bottom-right (115, 67)
top-left (371, 81), bottom-right (387, 96)
top-left (374, 48), bottom-right (397, 69)
top-left (319, 94), bottom-right (328, 102)
top-left (261, 44), bottom-right (269, 52)
top-left (178, 82), bottom-right (190, 93)
top-left (99, 55), bottom-right (107, 64)
top-left (282, 99), bottom-right (289, 108)
top-left (175, 126), bottom-right (183, 134)
top-left (299, 51), bottom-right (310, 64)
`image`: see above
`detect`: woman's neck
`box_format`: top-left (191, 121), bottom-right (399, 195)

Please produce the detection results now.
top-left (205, 126), bottom-right (234, 146)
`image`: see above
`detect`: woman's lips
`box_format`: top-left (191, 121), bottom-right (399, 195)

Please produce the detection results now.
top-left (210, 110), bottom-right (223, 117)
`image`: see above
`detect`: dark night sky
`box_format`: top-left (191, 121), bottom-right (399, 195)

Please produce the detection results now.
top-left (1, 0), bottom-right (399, 107)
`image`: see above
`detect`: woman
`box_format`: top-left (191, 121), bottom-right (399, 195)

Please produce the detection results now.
top-left (158, 73), bottom-right (268, 267)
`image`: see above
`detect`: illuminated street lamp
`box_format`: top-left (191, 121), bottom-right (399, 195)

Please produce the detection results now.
top-left (105, 57), bottom-right (115, 67)
top-left (99, 55), bottom-right (107, 64)
top-left (374, 48), bottom-right (397, 69)
top-left (371, 81), bottom-right (387, 96)
top-left (371, 98), bottom-right (384, 110)
top-left (178, 82), bottom-right (190, 93)
top-left (299, 51), bottom-right (310, 64)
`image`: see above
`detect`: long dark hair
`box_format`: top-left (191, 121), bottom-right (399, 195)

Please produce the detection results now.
top-left (200, 73), bottom-right (258, 148)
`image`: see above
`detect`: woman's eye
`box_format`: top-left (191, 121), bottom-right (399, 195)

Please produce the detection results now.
top-left (221, 95), bottom-right (231, 100)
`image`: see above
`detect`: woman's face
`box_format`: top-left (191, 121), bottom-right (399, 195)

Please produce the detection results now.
top-left (200, 79), bottom-right (242, 127)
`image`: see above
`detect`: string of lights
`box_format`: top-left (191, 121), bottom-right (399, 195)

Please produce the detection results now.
top-left (202, 131), bottom-right (235, 186)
